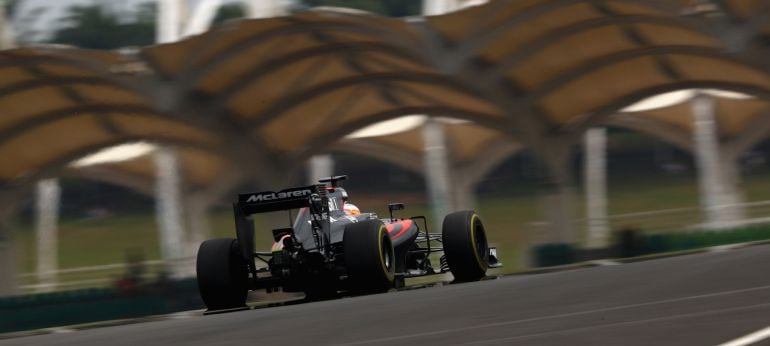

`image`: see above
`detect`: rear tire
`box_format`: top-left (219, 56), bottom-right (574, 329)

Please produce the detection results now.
top-left (196, 238), bottom-right (249, 310)
top-left (442, 211), bottom-right (489, 282)
top-left (344, 220), bottom-right (395, 293)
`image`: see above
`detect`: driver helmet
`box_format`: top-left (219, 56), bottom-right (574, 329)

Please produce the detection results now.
top-left (344, 203), bottom-right (360, 216)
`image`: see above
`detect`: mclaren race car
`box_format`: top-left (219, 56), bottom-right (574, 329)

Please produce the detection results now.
top-left (196, 175), bottom-right (501, 311)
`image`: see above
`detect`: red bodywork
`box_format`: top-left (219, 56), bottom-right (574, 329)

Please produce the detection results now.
top-left (386, 219), bottom-right (416, 244)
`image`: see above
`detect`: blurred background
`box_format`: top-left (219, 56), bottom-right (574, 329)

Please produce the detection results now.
top-left (3, 0), bottom-right (770, 333)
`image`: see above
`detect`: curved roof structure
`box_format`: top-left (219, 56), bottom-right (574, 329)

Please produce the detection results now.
top-left (138, 2), bottom-right (770, 151)
top-left (608, 96), bottom-right (770, 152)
top-left (71, 120), bottom-right (520, 200)
top-left (2, 1), bottom-right (770, 189)
top-left (337, 120), bottom-right (521, 175)
top-left (710, 1), bottom-right (770, 46)
top-left (140, 9), bottom-right (503, 158)
top-left (423, 1), bottom-right (770, 131)
top-left (0, 47), bottom-right (225, 186)
top-left (69, 147), bottom-right (232, 195)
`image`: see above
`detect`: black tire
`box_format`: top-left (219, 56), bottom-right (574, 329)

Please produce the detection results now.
top-left (196, 238), bottom-right (249, 310)
top-left (343, 220), bottom-right (395, 292)
top-left (442, 210), bottom-right (489, 282)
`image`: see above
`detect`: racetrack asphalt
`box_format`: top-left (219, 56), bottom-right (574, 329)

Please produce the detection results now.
top-left (3, 244), bottom-right (770, 346)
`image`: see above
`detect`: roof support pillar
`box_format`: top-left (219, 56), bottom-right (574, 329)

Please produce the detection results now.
top-left (540, 184), bottom-right (578, 245)
top-left (692, 94), bottom-right (743, 230)
top-left (0, 1), bottom-right (15, 49)
top-left (34, 179), bottom-right (61, 292)
top-left (423, 0), bottom-right (461, 15)
top-left (537, 139), bottom-right (577, 244)
top-left (584, 128), bottom-right (609, 249)
top-left (0, 201), bottom-right (16, 297)
top-left (719, 150), bottom-right (746, 224)
top-left (0, 187), bottom-right (26, 297)
top-left (448, 143), bottom-right (521, 212)
top-left (185, 194), bottom-right (211, 263)
top-left (157, 0), bottom-right (184, 43)
top-left (307, 155), bottom-right (335, 185)
top-left (154, 147), bottom-right (187, 278)
top-left (183, 0), bottom-right (223, 37)
top-left (423, 118), bottom-right (453, 224)
top-left (243, 0), bottom-right (286, 18)
top-left (451, 173), bottom-right (477, 211)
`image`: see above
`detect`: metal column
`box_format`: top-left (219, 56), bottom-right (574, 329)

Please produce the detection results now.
top-left (183, 0), bottom-right (224, 37)
top-left (156, 0), bottom-right (183, 44)
top-left (584, 128), bottom-right (609, 248)
top-left (35, 179), bottom-right (61, 292)
top-left (0, 0), bottom-right (19, 297)
top-left (0, 212), bottom-right (15, 296)
top-left (243, 0), bottom-right (285, 18)
top-left (423, 0), bottom-right (459, 15)
top-left (154, 148), bottom-right (187, 278)
top-left (308, 155), bottom-right (335, 185)
top-left (0, 2), bottom-right (15, 49)
top-left (423, 118), bottom-right (453, 224)
top-left (692, 93), bottom-right (730, 230)
top-left (155, 0), bottom-right (188, 277)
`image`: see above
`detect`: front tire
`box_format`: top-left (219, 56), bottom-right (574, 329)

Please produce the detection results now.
top-left (442, 211), bottom-right (489, 282)
top-left (344, 220), bottom-right (395, 293)
top-left (196, 238), bottom-right (249, 310)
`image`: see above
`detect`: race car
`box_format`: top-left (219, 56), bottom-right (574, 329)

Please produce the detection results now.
top-left (196, 175), bottom-right (501, 311)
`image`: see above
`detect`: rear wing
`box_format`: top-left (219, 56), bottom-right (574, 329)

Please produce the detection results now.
top-left (234, 184), bottom-right (325, 279)
top-left (236, 184), bottom-right (324, 215)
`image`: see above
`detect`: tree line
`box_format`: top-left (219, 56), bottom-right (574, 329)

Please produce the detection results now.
top-left (9, 0), bottom-right (421, 50)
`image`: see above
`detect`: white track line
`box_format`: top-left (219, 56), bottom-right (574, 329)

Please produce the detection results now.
top-left (338, 284), bottom-right (770, 346)
top-left (463, 303), bottom-right (770, 345)
top-left (717, 325), bottom-right (770, 346)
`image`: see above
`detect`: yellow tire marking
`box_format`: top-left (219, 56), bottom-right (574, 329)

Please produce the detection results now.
top-left (469, 214), bottom-right (487, 270)
top-left (377, 225), bottom-right (394, 281)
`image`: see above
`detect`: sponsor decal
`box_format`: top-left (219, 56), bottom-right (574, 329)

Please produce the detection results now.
top-left (311, 212), bottom-right (329, 221)
top-left (246, 188), bottom-right (313, 203)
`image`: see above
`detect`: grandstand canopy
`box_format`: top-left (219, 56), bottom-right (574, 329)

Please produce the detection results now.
top-left (608, 95), bottom-right (770, 152)
top-left (2, 1), bottom-right (770, 188)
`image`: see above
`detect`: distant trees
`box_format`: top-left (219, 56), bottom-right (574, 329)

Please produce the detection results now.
top-left (50, 2), bottom-right (156, 49)
top-left (25, 0), bottom-right (418, 50)
top-left (49, 1), bottom-right (246, 50)
top-left (212, 3), bottom-right (246, 25)
top-left (3, 0), bottom-right (20, 15)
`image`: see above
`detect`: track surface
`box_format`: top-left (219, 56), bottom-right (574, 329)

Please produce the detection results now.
top-left (4, 245), bottom-right (770, 346)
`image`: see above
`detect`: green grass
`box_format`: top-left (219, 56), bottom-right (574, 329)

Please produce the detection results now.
top-left (649, 225), bottom-right (770, 252)
top-left (16, 215), bottom-right (162, 272)
top-left (13, 170), bottom-right (770, 279)
top-left (605, 174), bottom-right (699, 214)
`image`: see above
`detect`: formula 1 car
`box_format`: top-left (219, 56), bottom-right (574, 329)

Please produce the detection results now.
top-left (196, 175), bottom-right (501, 311)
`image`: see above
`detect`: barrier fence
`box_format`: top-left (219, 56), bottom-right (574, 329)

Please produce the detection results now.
top-left (17, 257), bottom-right (196, 294)
top-left (16, 200), bottom-right (770, 293)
